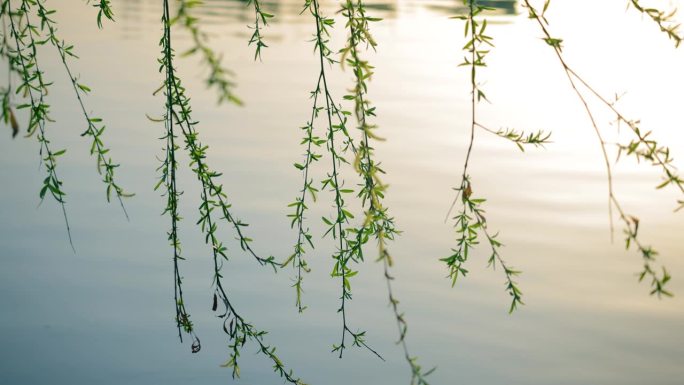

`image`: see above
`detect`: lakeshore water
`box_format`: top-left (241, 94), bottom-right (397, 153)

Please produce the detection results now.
top-left (0, 1), bottom-right (683, 384)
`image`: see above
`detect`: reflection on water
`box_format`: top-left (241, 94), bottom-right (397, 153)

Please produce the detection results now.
top-left (423, 0), bottom-right (517, 16)
top-left (116, 0), bottom-right (518, 43)
top-left (1, 1), bottom-right (683, 385)
top-left (118, 0), bottom-right (517, 30)
top-left (113, 0), bottom-right (520, 47)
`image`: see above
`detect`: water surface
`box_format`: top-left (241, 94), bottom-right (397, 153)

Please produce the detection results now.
top-left (1, 1), bottom-right (683, 384)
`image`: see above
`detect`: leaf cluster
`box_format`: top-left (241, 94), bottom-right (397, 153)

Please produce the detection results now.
top-left (340, 1), bottom-right (432, 382)
top-left (174, 0), bottom-right (241, 105)
top-left (156, 3), bottom-right (301, 382)
top-left (246, 0), bottom-right (273, 60)
top-left (2, 0), bottom-right (72, 246)
top-left (628, 0), bottom-right (682, 47)
top-left (523, 0), bottom-right (680, 297)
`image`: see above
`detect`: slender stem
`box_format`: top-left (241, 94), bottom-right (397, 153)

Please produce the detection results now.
top-left (37, 0), bottom-right (131, 219)
top-left (6, 0), bottom-right (73, 251)
top-left (522, 0), bottom-right (675, 296)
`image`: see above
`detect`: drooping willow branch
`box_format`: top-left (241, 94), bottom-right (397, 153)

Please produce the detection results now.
top-left (36, 0), bottom-right (132, 219)
top-left (443, 0), bottom-right (551, 313)
top-left (523, 0), bottom-right (681, 297)
top-left (1, 1), bottom-right (681, 382)
top-left (340, 1), bottom-right (433, 383)
top-left (284, 72), bottom-right (321, 312)
top-left (172, 0), bottom-right (272, 101)
top-left (85, 0), bottom-right (114, 28)
top-left (3, 0), bottom-right (73, 249)
top-left (284, 0), bottom-right (381, 360)
top-left (311, 0), bottom-right (373, 359)
top-left (246, 0), bottom-right (272, 60)
top-left (627, 0), bottom-right (682, 47)
top-left (173, 0), bottom-right (241, 105)
top-left (1, 0), bottom-right (130, 248)
top-left (157, 0), bottom-right (198, 352)
top-left (159, 1), bottom-right (303, 382)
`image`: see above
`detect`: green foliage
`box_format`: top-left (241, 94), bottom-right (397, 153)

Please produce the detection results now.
top-left (157, 1), bottom-right (301, 382)
top-left (523, 0), bottom-right (682, 298)
top-left (478, 124), bottom-right (552, 152)
top-left (293, 0), bottom-right (381, 360)
top-left (0, 16), bottom-right (20, 137)
top-left (442, 176), bottom-right (524, 313)
top-left (283, 87), bottom-right (321, 313)
top-left (35, 0), bottom-right (133, 216)
top-left (340, 0), bottom-right (432, 382)
top-left (3, 0), bottom-right (73, 248)
top-left (1, 0), bottom-right (131, 251)
top-left (87, 0), bottom-right (114, 28)
top-left (246, 0), bottom-right (273, 60)
top-left (155, 3), bottom-right (195, 348)
top-left (628, 0), bottom-right (682, 47)
top-left (443, 0), bottom-right (549, 313)
top-left (2, 0), bottom-right (683, 384)
top-left (174, 0), bottom-right (241, 105)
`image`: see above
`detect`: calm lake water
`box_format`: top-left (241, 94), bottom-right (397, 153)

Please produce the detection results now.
top-left (1, 1), bottom-right (683, 384)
